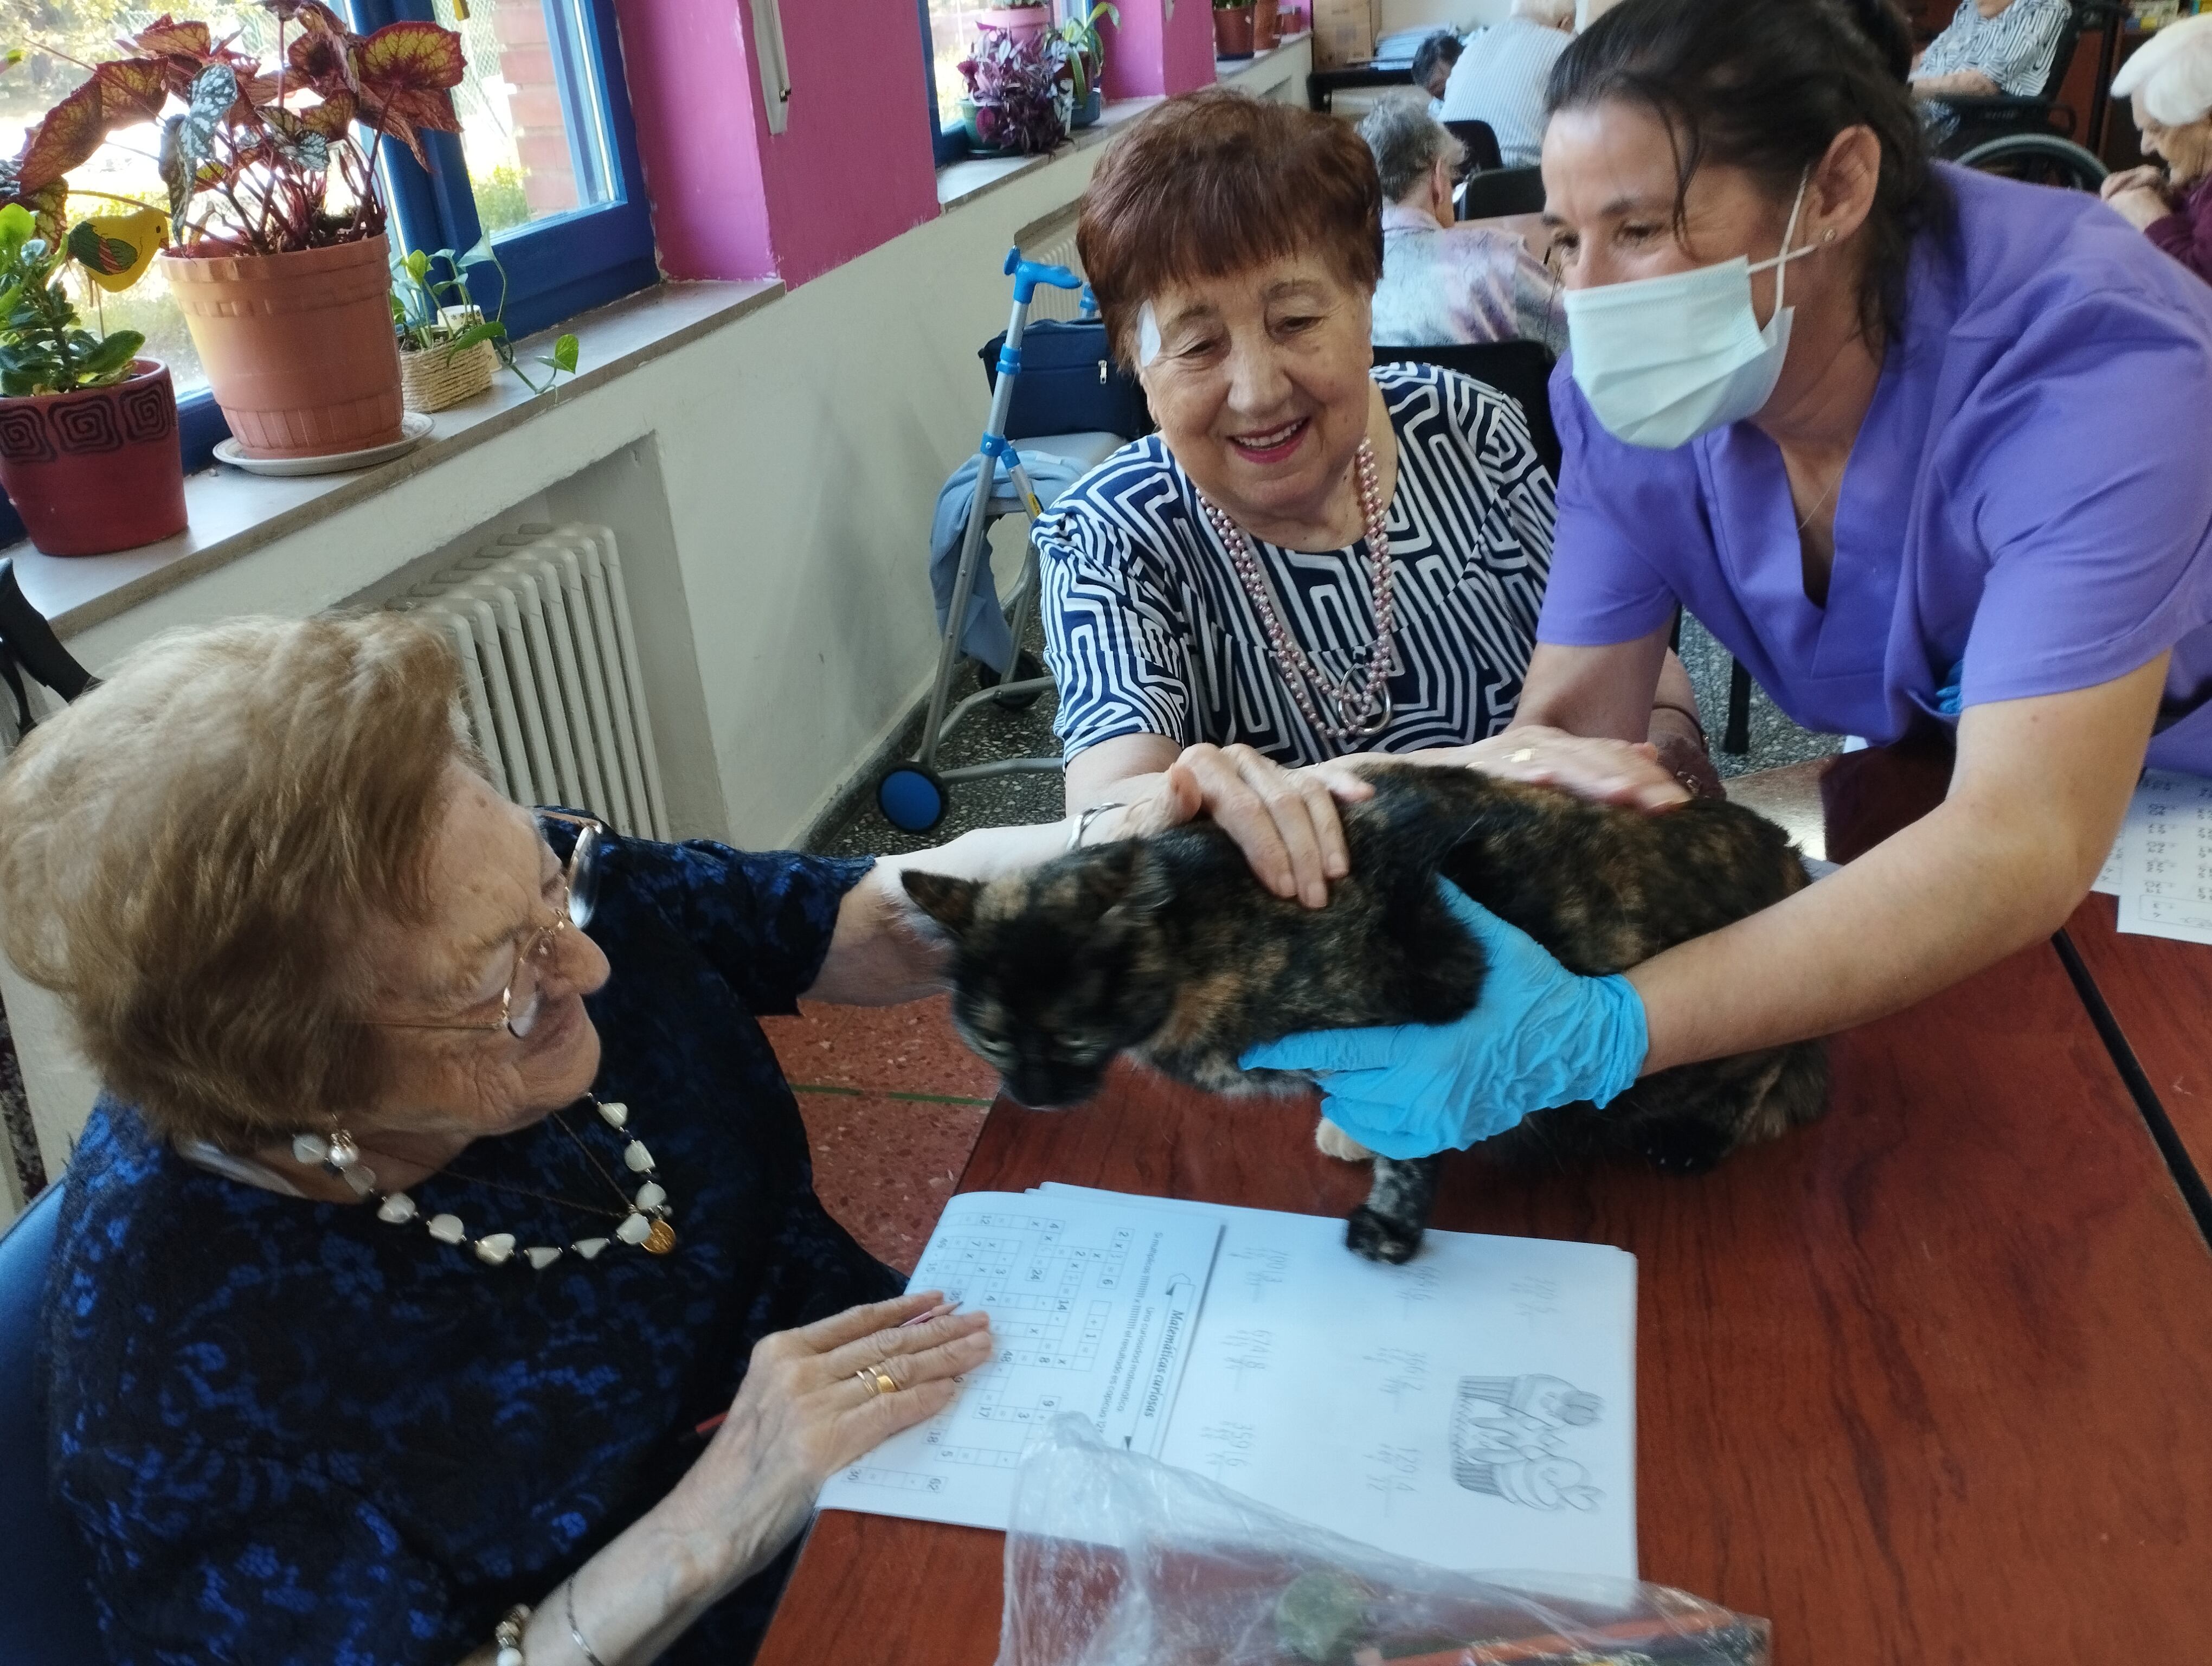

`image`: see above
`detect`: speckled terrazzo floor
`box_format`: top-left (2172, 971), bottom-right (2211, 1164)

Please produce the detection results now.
top-left (759, 997), bottom-right (999, 1274)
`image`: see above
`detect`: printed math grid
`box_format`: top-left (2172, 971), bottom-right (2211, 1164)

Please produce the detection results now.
top-left (2098, 770), bottom-right (2212, 945)
top-left (816, 1195), bottom-right (1220, 1530)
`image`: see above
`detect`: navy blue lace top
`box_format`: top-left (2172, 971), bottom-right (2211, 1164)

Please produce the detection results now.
top-left (42, 835), bottom-right (899, 1666)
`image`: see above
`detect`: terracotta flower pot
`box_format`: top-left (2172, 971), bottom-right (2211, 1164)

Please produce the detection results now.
top-left (1255, 0), bottom-right (1281, 48)
top-left (0, 360), bottom-right (188, 557)
top-left (159, 233), bottom-right (404, 460)
top-left (977, 4), bottom-right (1053, 44)
top-left (1214, 4), bottom-right (1256, 58)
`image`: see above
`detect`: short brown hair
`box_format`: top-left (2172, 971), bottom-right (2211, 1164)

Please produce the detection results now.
top-left (0, 613), bottom-right (468, 1148)
top-left (1078, 88), bottom-right (1384, 365)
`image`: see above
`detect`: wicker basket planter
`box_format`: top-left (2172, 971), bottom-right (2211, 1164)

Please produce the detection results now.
top-left (400, 337), bottom-right (499, 413)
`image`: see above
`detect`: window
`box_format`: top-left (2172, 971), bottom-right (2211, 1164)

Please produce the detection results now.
top-left (0, 3), bottom-right (279, 402)
top-left (0, 0), bottom-right (651, 533)
top-left (921, 0), bottom-right (995, 165)
top-left (349, 0), bottom-right (656, 341)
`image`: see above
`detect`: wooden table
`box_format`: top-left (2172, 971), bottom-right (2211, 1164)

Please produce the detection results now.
top-left (758, 755), bottom-right (2212, 1665)
top-left (2060, 892), bottom-right (2212, 1230)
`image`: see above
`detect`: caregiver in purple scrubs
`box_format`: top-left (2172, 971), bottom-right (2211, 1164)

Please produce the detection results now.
top-left (1242, 0), bottom-right (2212, 1157)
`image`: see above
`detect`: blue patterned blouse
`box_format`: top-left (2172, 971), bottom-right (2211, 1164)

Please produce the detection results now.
top-left (42, 834), bottom-right (897, 1666)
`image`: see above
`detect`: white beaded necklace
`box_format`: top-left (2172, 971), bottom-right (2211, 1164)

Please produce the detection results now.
top-left (288, 1094), bottom-right (676, 1267)
top-left (1197, 437), bottom-right (1399, 747)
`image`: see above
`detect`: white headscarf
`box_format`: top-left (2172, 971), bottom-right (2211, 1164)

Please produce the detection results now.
top-left (2113, 13), bottom-right (2212, 127)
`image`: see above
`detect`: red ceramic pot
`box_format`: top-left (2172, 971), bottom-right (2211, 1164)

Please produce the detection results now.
top-left (1214, 4), bottom-right (1256, 58)
top-left (0, 360), bottom-right (189, 557)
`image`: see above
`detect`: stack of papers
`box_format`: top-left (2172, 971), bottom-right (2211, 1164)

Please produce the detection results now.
top-left (815, 1187), bottom-right (1639, 1577)
top-left (2094, 770), bottom-right (2212, 944)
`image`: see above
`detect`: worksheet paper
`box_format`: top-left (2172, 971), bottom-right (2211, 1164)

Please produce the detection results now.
top-left (1039, 1184), bottom-right (1639, 1579)
top-left (815, 1192), bottom-right (1220, 1531)
top-left (2115, 770), bottom-right (2212, 944)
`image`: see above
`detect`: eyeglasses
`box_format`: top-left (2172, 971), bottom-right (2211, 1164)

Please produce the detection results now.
top-left (376, 811), bottom-right (606, 1041)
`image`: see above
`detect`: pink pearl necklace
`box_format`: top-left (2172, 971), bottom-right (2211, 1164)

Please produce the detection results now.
top-left (1198, 438), bottom-right (1398, 747)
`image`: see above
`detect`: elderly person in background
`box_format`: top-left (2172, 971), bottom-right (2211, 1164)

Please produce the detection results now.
top-left (0, 614), bottom-right (1236, 1666)
top-left (1360, 93), bottom-right (1566, 352)
top-left (1037, 90), bottom-right (1713, 914)
top-left (1438, 0), bottom-right (1576, 167)
top-left (1411, 29), bottom-right (1464, 112)
top-left (2102, 14), bottom-right (2212, 284)
top-left (1909, 0), bottom-right (2070, 133)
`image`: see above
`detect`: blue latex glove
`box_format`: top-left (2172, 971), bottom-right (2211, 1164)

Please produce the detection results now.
top-left (1239, 879), bottom-right (1649, 1161)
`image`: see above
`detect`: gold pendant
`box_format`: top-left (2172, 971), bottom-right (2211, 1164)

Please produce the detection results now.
top-left (642, 1216), bottom-right (677, 1255)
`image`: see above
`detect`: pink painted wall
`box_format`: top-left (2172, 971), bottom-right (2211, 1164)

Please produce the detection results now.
top-left (1100, 0), bottom-right (1221, 99)
top-left (613, 0), bottom-right (774, 279)
top-left (613, 0), bottom-right (943, 288)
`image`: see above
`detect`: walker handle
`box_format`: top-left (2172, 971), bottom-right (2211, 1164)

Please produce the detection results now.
top-left (1004, 246), bottom-right (1084, 304)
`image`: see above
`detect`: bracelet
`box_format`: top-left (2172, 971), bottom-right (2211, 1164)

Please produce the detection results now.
top-left (493, 1604), bottom-right (531, 1666)
top-left (1067, 800), bottom-right (1128, 851)
top-left (565, 1580), bottom-right (610, 1666)
top-left (1649, 700), bottom-right (1707, 746)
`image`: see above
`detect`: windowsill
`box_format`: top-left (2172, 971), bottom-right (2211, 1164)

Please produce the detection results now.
top-left (10, 278), bottom-right (782, 636)
top-left (1215, 28), bottom-right (1313, 81)
top-left (17, 33), bottom-right (1317, 640)
top-left (935, 33), bottom-right (1312, 210)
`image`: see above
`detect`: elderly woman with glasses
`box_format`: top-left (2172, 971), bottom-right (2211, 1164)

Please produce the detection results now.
top-left (0, 613), bottom-right (1219, 1666)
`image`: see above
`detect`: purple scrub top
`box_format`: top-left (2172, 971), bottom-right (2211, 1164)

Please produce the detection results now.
top-left (1538, 163), bottom-right (2212, 773)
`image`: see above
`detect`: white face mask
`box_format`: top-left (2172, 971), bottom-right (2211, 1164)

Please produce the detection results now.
top-left (1564, 172), bottom-right (1816, 450)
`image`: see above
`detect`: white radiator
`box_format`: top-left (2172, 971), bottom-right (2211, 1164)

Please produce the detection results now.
top-left (395, 523), bottom-right (672, 841)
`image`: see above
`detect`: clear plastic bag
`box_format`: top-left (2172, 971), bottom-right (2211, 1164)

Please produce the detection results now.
top-left (999, 1417), bottom-right (1768, 1666)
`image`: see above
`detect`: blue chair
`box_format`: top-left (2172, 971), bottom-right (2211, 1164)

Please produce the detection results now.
top-left (0, 1184), bottom-right (105, 1661)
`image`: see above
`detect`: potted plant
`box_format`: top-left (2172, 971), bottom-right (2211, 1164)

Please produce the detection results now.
top-left (1057, 3), bottom-right (1120, 129)
top-left (976, 1), bottom-right (1055, 47)
top-left (1214, 0), bottom-right (1257, 59)
top-left (2, 4), bottom-right (466, 462)
top-left (0, 204), bottom-right (185, 556)
top-left (393, 242), bottom-right (582, 413)
top-left (957, 31), bottom-right (1075, 158)
top-left (1255, 0), bottom-right (1282, 49)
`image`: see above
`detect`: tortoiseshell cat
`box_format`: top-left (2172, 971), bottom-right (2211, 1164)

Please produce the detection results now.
top-left (904, 761), bottom-right (1828, 1263)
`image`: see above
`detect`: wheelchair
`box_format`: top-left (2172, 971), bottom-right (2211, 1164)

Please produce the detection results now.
top-left (1930, 0), bottom-right (2127, 191)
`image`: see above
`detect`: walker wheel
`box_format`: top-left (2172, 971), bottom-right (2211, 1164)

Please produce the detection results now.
top-left (877, 765), bottom-right (949, 833)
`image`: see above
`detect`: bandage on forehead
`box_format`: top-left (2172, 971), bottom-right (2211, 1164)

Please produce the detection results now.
top-left (1136, 301), bottom-right (1163, 367)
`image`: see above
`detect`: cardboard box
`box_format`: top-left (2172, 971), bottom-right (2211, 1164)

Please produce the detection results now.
top-left (1313, 0), bottom-right (1382, 66)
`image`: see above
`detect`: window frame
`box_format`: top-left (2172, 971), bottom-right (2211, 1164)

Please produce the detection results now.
top-left (921, 0), bottom-right (974, 167)
top-left (349, 0), bottom-right (659, 339)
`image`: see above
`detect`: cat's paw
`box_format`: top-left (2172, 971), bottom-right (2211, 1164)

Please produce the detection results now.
top-left (1634, 1116), bottom-right (1733, 1175)
top-left (1315, 1118), bottom-right (1374, 1163)
top-left (1345, 1204), bottom-right (1424, 1264)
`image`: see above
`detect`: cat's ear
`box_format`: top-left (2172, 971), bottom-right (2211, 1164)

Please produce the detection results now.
top-left (902, 870), bottom-right (982, 938)
top-left (1086, 844), bottom-right (1171, 920)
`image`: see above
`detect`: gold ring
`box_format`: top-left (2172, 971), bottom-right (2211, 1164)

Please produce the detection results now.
top-left (1509, 747), bottom-right (1535, 764)
top-left (854, 1365), bottom-right (898, 1397)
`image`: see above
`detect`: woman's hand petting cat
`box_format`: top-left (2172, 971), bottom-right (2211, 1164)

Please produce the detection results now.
top-left (1238, 881), bottom-right (1651, 1158)
top-left (1114, 741), bottom-right (1378, 910)
top-left (1406, 728), bottom-right (1692, 811)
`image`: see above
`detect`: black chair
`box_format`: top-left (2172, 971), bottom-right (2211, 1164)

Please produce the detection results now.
top-left (1444, 119), bottom-right (1504, 175)
top-left (0, 1187), bottom-right (106, 1661)
top-left (0, 557), bottom-right (95, 737)
top-left (1372, 339), bottom-right (1560, 480)
top-left (1932, 0), bottom-right (2124, 188)
top-left (1458, 165), bottom-right (1545, 221)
